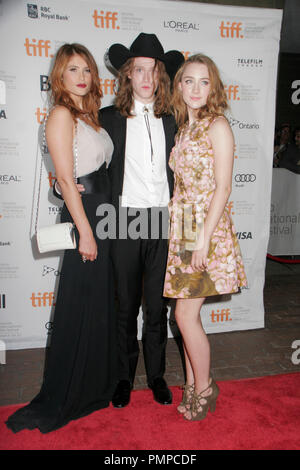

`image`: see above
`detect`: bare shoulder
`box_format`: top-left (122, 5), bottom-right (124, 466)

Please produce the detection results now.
top-left (208, 115), bottom-right (233, 141)
top-left (209, 115), bottom-right (231, 132)
top-left (47, 105), bottom-right (73, 127)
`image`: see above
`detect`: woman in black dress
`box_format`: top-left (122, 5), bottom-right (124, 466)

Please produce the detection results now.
top-left (6, 43), bottom-right (117, 433)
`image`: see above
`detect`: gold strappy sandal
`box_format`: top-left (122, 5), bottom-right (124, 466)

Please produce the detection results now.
top-left (185, 378), bottom-right (219, 421)
top-left (177, 383), bottom-right (194, 414)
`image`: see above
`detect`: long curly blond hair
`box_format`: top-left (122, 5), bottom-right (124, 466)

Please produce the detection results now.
top-left (172, 54), bottom-right (228, 129)
top-left (114, 58), bottom-right (172, 117)
top-left (49, 43), bottom-right (102, 130)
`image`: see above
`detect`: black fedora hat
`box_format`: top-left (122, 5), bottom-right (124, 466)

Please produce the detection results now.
top-left (108, 32), bottom-right (184, 79)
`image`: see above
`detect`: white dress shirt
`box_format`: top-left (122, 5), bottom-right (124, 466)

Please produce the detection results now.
top-left (121, 99), bottom-right (169, 208)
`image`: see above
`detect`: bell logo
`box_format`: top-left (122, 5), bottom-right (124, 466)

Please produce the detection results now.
top-left (211, 308), bottom-right (232, 322)
top-left (30, 292), bottom-right (55, 307)
top-left (225, 85), bottom-right (240, 100)
top-left (219, 21), bottom-right (243, 38)
top-left (35, 107), bottom-right (47, 124)
top-left (92, 10), bottom-right (119, 29)
top-left (24, 38), bottom-right (53, 57)
top-left (100, 78), bottom-right (116, 95)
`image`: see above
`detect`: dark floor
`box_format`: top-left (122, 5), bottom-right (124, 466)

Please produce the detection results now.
top-left (0, 259), bottom-right (300, 406)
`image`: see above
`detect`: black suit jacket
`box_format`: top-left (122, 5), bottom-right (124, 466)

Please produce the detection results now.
top-left (99, 105), bottom-right (176, 209)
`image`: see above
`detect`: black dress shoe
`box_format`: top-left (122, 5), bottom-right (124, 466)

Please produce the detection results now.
top-left (112, 380), bottom-right (132, 408)
top-left (148, 378), bottom-right (172, 405)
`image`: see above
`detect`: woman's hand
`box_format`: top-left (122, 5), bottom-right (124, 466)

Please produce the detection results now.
top-left (76, 183), bottom-right (85, 193)
top-left (191, 243), bottom-right (209, 272)
top-left (79, 232), bottom-right (98, 262)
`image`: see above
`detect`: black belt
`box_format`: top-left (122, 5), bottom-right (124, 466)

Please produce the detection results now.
top-left (53, 163), bottom-right (109, 199)
top-left (77, 163), bottom-right (109, 195)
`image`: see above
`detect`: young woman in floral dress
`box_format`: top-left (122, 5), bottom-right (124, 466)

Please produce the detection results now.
top-left (163, 54), bottom-right (247, 421)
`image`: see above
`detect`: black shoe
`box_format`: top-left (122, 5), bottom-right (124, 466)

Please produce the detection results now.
top-left (148, 378), bottom-right (172, 405)
top-left (112, 380), bottom-right (132, 408)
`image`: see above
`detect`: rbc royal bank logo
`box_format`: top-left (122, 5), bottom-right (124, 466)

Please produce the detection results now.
top-left (27, 4), bottom-right (38, 19)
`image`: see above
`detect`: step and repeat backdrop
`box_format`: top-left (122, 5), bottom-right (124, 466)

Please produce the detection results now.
top-left (0, 0), bottom-right (282, 350)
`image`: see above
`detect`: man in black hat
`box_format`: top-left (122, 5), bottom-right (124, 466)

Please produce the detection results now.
top-left (100, 33), bottom-right (184, 408)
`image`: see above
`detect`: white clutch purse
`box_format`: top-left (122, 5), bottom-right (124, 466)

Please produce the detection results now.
top-left (36, 222), bottom-right (76, 253)
top-left (34, 110), bottom-right (78, 254)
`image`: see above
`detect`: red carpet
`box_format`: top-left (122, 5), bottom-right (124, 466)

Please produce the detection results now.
top-left (1, 373), bottom-right (300, 450)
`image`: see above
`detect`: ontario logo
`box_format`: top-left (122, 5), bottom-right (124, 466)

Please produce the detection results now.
top-left (227, 115), bottom-right (260, 130)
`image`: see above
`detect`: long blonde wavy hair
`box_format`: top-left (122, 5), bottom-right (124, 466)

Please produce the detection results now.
top-left (49, 43), bottom-right (102, 130)
top-left (114, 58), bottom-right (172, 118)
top-left (172, 54), bottom-right (228, 129)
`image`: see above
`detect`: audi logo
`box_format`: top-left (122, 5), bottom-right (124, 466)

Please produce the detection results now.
top-left (234, 174), bottom-right (256, 182)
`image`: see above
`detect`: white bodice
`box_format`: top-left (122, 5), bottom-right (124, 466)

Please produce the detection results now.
top-left (74, 119), bottom-right (113, 178)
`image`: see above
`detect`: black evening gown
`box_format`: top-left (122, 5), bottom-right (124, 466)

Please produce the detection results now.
top-left (6, 166), bottom-right (117, 433)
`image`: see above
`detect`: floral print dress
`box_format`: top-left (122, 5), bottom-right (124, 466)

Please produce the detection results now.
top-left (163, 116), bottom-right (247, 299)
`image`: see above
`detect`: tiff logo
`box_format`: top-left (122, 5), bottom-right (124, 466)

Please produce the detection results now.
top-left (225, 85), bottom-right (240, 100)
top-left (30, 292), bottom-right (55, 307)
top-left (24, 38), bottom-right (53, 57)
top-left (100, 78), bottom-right (116, 95)
top-left (35, 107), bottom-right (47, 124)
top-left (220, 21), bottom-right (243, 38)
top-left (92, 10), bottom-right (119, 29)
top-left (210, 308), bottom-right (232, 323)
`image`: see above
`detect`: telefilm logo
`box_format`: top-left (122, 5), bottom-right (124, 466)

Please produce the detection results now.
top-left (163, 19), bottom-right (200, 33)
top-left (237, 58), bottom-right (263, 68)
top-left (27, 4), bottom-right (69, 21)
top-left (92, 10), bottom-right (119, 29)
top-left (227, 115), bottom-right (260, 130)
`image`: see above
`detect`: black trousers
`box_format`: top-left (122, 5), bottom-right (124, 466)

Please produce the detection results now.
top-left (111, 207), bottom-right (169, 385)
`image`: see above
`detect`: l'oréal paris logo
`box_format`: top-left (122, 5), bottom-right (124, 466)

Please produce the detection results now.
top-left (163, 20), bottom-right (200, 32)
